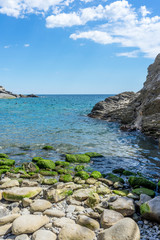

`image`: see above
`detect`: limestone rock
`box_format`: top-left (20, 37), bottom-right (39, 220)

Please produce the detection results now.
top-left (108, 197), bottom-right (135, 216)
top-left (32, 230), bottom-right (57, 240)
top-left (97, 217), bottom-right (140, 240)
top-left (0, 223), bottom-right (12, 236)
top-left (0, 214), bottom-right (20, 226)
top-left (76, 215), bottom-right (100, 230)
top-left (43, 209), bottom-right (65, 218)
top-left (72, 188), bottom-right (93, 201)
top-left (100, 209), bottom-right (124, 228)
top-left (53, 217), bottom-right (75, 228)
top-left (3, 187), bottom-right (42, 201)
top-left (15, 234), bottom-right (29, 240)
top-left (30, 199), bottom-right (52, 212)
top-left (140, 196), bottom-right (160, 223)
top-left (58, 223), bottom-right (95, 240)
top-left (0, 180), bottom-right (19, 189)
top-left (12, 215), bottom-right (49, 235)
top-left (44, 188), bottom-right (69, 203)
top-left (22, 198), bottom-right (32, 207)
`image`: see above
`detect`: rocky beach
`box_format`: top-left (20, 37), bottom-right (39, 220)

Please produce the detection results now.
top-left (0, 151), bottom-right (159, 240)
top-left (88, 54), bottom-right (160, 145)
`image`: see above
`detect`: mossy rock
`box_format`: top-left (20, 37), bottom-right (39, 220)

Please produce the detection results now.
top-left (40, 170), bottom-right (58, 176)
top-left (65, 154), bottom-right (90, 163)
top-left (36, 159), bottom-right (55, 170)
top-left (0, 153), bottom-right (9, 159)
top-left (140, 202), bottom-right (150, 215)
top-left (123, 170), bottom-right (136, 176)
top-left (55, 161), bottom-right (70, 167)
top-left (75, 165), bottom-right (85, 172)
top-left (10, 167), bottom-right (25, 174)
top-left (22, 162), bottom-right (39, 173)
top-left (0, 158), bottom-right (15, 166)
top-left (158, 181), bottom-right (160, 192)
top-left (128, 177), bottom-right (156, 190)
top-left (113, 190), bottom-right (129, 196)
top-left (32, 157), bottom-right (44, 162)
top-left (112, 168), bottom-right (125, 174)
top-left (90, 171), bottom-right (102, 179)
top-left (107, 173), bottom-right (124, 184)
top-left (57, 168), bottom-right (69, 174)
top-left (59, 174), bottom-right (73, 183)
top-left (85, 152), bottom-right (103, 158)
top-left (0, 169), bottom-right (9, 175)
top-left (75, 171), bottom-right (90, 180)
top-left (42, 145), bottom-right (54, 150)
top-left (132, 188), bottom-right (155, 197)
top-left (42, 178), bottom-right (58, 185)
top-left (86, 192), bottom-right (100, 207)
top-left (0, 165), bottom-right (10, 170)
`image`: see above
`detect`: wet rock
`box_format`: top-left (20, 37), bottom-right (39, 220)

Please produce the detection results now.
top-left (58, 223), bottom-right (95, 240)
top-left (100, 209), bottom-right (124, 228)
top-left (97, 218), bottom-right (140, 240)
top-left (76, 215), bottom-right (100, 230)
top-left (12, 215), bottom-right (49, 235)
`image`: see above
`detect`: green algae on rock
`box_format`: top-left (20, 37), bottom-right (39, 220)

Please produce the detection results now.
top-left (75, 171), bottom-right (90, 180)
top-left (113, 190), bottom-right (129, 197)
top-left (65, 154), bottom-right (90, 163)
top-left (22, 162), bottom-right (39, 173)
top-left (42, 178), bottom-right (58, 185)
top-left (40, 170), bottom-right (58, 176)
top-left (0, 153), bottom-right (9, 159)
top-left (132, 188), bottom-right (155, 197)
top-left (0, 158), bottom-right (15, 166)
top-left (42, 145), bottom-right (54, 150)
top-left (86, 192), bottom-right (100, 207)
top-left (55, 161), bottom-right (70, 167)
top-left (90, 171), bottom-right (102, 179)
top-left (36, 159), bottom-right (55, 170)
top-left (32, 157), bottom-right (44, 162)
top-left (129, 176), bottom-right (156, 190)
top-left (107, 173), bottom-right (124, 184)
top-left (123, 170), bottom-right (136, 176)
top-left (75, 165), bottom-right (85, 172)
top-left (112, 168), bottom-right (125, 174)
top-left (59, 174), bottom-right (73, 182)
top-left (85, 152), bottom-right (103, 158)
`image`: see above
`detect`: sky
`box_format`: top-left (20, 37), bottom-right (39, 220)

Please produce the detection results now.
top-left (0, 0), bottom-right (160, 94)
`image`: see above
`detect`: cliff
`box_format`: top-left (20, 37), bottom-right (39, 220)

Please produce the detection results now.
top-left (88, 54), bottom-right (160, 142)
top-left (0, 86), bottom-right (38, 99)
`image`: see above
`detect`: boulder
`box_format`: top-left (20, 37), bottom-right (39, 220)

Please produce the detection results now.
top-left (100, 209), bottom-right (124, 228)
top-left (97, 218), bottom-right (140, 240)
top-left (12, 215), bottom-right (49, 235)
top-left (108, 197), bottom-right (135, 216)
top-left (2, 187), bottom-right (42, 201)
top-left (0, 180), bottom-right (19, 189)
top-left (30, 199), bottom-right (52, 212)
top-left (44, 188), bottom-right (69, 203)
top-left (140, 196), bottom-right (160, 223)
top-left (32, 230), bottom-right (57, 240)
top-left (73, 188), bottom-right (94, 201)
top-left (58, 223), bottom-right (95, 240)
top-left (76, 215), bottom-right (99, 230)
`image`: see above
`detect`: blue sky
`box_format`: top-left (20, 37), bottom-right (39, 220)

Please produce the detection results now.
top-left (0, 0), bottom-right (160, 94)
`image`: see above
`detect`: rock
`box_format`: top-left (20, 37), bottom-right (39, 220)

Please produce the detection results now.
top-left (140, 196), bottom-right (160, 223)
top-left (32, 230), bottom-right (56, 240)
top-left (59, 174), bottom-right (73, 182)
top-left (129, 177), bottom-right (156, 190)
top-left (0, 214), bottom-right (20, 225)
top-left (53, 217), bottom-right (75, 228)
top-left (44, 188), bottom-right (69, 203)
top-left (96, 186), bottom-right (111, 195)
top-left (85, 192), bottom-right (100, 207)
top-left (136, 194), bottom-right (151, 207)
top-left (2, 187), bottom-right (42, 201)
top-left (76, 215), bottom-right (100, 230)
top-left (97, 218), bottom-right (140, 240)
top-left (0, 223), bottom-right (12, 236)
top-left (100, 209), bottom-right (124, 228)
top-left (0, 86), bottom-right (18, 99)
top-left (132, 188), bottom-right (155, 197)
top-left (90, 171), bottom-right (102, 179)
top-left (85, 178), bottom-right (97, 185)
top-left (21, 180), bottom-right (38, 187)
top-left (22, 162), bottom-right (39, 173)
top-left (0, 206), bottom-right (9, 217)
top-left (22, 198), bottom-right (33, 207)
top-left (88, 54), bottom-right (160, 141)
top-left (15, 234), bottom-right (29, 240)
top-left (36, 160), bottom-right (55, 170)
top-left (65, 154), bottom-right (90, 163)
top-left (43, 209), bottom-right (65, 218)
top-left (58, 223), bottom-right (95, 240)
top-left (30, 199), bottom-right (52, 212)
top-left (42, 179), bottom-right (57, 185)
top-left (113, 190), bottom-right (129, 196)
top-left (0, 180), bottom-right (19, 189)
top-left (85, 152), bottom-right (103, 158)
top-left (106, 174), bottom-right (124, 184)
top-left (75, 171), bottom-right (90, 180)
top-left (108, 197), bottom-right (135, 216)
top-left (12, 215), bottom-right (49, 235)
top-left (73, 188), bottom-right (93, 201)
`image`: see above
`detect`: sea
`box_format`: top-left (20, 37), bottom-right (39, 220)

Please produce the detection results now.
top-left (0, 94), bottom-right (160, 180)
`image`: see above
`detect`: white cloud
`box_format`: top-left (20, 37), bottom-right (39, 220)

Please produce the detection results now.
top-left (116, 50), bottom-right (139, 58)
top-left (4, 45), bottom-right (10, 49)
top-left (24, 43), bottom-right (30, 47)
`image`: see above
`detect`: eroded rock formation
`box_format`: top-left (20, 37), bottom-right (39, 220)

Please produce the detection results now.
top-left (88, 54), bottom-right (160, 142)
top-left (0, 86), bottom-right (38, 98)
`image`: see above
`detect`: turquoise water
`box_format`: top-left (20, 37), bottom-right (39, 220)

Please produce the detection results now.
top-left (0, 95), bottom-right (160, 179)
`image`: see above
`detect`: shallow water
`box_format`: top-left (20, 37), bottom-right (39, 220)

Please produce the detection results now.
top-left (0, 95), bottom-right (160, 179)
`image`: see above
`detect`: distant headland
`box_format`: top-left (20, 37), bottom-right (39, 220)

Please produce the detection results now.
top-left (0, 86), bottom-right (38, 99)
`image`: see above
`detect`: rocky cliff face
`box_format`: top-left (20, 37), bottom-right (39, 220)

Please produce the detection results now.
top-left (0, 86), bottom-right (38, 99)
top-left (88, 54), bottom-right (160, 142)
